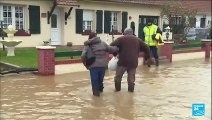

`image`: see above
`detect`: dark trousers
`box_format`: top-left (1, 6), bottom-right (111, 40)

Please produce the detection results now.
top-left (89, 67), bottom-right (106, 92)
top-left (114, 66), bottom-right (136, 87)
top-left (149, 46), bottom-right (159, 59)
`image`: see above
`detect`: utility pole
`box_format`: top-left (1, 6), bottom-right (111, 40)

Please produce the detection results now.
top-left (0, 21), bottom-right (5, 51)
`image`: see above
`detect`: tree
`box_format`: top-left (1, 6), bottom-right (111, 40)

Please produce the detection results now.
top-left (161, 0), bottom-right (197, 42)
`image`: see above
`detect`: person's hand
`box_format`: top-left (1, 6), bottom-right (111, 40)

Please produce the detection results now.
top-left (86, 66), bottom-right (89, 70)
top-left (145, 58), bottom-right (154, 66)
top-left (116, 54), bottom-right (119, 59)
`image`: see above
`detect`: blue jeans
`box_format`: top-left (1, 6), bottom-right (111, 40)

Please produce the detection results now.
top-left (89, 67), bottom-right (106, 92)
top-left (149, 46), bottom-right (159, 59)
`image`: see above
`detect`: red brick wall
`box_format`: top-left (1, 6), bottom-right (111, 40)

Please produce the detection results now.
top-left (38, 49), bottom-right (55, 75)
top-left (160, 43), bottom-right (173, 62)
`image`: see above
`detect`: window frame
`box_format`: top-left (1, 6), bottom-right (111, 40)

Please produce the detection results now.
top-left (109, 11), bottom-right (122, 35)
top-left (15, 6), bottom-right (24, 30)
top-left (0, 5), bottom-right (25, 30)
top-left (83, 20), bottom-right (93, 32)
top-left (82, 10), bottom-right (94, 34)
top-left (0, 4), bottom-right (30, 36)
top-left (111, 11), bottom-right (119, 32)
top-left (200, 18), bottom-right (206, 28)
top-left (171, 16), bottom-right (183, 25)
top-left (111, 12), bottom-right (118, 31)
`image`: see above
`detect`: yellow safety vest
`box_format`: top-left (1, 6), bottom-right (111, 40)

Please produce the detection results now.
top-left (143, 24), bottom-right (158, 46)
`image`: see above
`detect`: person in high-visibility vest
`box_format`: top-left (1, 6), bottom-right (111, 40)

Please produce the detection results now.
top-left (142, 18), bottom-right (162, 66)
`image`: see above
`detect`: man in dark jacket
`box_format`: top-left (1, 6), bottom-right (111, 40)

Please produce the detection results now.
top-left (110, 28), bottom-right (152, 92)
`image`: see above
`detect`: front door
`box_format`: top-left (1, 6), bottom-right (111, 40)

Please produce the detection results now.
top-left (138, 16), bottom-right (159, 40)
top-left (51, 8), bottom-right (61, 45)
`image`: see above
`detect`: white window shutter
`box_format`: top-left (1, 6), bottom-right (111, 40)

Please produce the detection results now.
top-left (83, 10), bottom-right (93, 21)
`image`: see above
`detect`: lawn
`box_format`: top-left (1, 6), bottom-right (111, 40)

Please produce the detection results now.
top-left (0, 47), bottom-right (73, 68)
top-left (173, 39), bottom-right (202, 50)
top-left (173, 39), bottom-right (202, 45)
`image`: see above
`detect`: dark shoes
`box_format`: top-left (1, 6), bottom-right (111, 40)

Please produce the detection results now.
top-left (115, 82), bottom-right (121, 92)
top-left (93, 90), bottom-right (100, 97)
top-left (99, 87), bottom-right (104, 92)
top-left (147, 59), bottom-right (159, 67)
top-left (128, 85), bottom-right (134, 92)
top-left (155, 59), bottom-right (159, 66)
top-left (92, 86), bottom-right (104, 97)
top-left (115, 83), bottom-right (134, 92)
top-left (94, 83), bottom-right (134, 96)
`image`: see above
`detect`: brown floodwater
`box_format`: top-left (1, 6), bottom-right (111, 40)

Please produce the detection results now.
top-left (0, 59), bottom-right (211, 120)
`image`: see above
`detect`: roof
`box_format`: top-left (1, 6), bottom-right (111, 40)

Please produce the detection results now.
top-left (103, 0), bottom-right (164, 5)
top-left (108, 0), bottom-right (211, 13)
top-left (55, 0), bottom-right (211, 14)
top-left (86, 0), bottom-right (164, 6)
top-left (180, 0), bottom-right (211, 14)
top-left (95, 0), bottom-right (211, 14)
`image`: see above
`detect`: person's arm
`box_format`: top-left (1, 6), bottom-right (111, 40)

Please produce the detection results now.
top-left (110, 37), bottom-right (120, 46)
top-left (157, 27), bottom-right (162, 35)
top-left (103, 42), bottom-right (119, 54)
top-left (110, 38), bottom-right (121, 56)
top-left (138, 39), bottom-right (154, 66)
top-left (141, 27), bottom-right (146, 41)
top-left (81, 46), bottom-right (88, 67)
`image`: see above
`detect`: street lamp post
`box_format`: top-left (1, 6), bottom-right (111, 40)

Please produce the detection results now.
top-left (0, 18), bottom-right (5, 51)
top-left (165, 26), bottom-right (170, 41)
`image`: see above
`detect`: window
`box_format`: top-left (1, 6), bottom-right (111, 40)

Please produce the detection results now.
top-left (200, 18), bottom-right (206, 28)
top-left (111, 12), bottom-right (118, 31)
top-left (51, 14), bottom-right (57, 28)
top-left (0, 5), bottom-right (25, 30)
top-left (104, 11), bottom-right (126, 34)
top-left (15, 6), bottom-right (24, 30)
top-left (83, 10), bottom-right (93, 32)
top-left (207, 20), bottom-right (211, 28)
top-left (2, 6), bottom-right (12, 29)
top-left (172, 16), bottom-right (182, 25)
top-left (83, 21), bottom-right (92, 31)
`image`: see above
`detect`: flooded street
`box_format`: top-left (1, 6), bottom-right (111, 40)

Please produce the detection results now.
top-left (0, 59), bottom-right (211, 120)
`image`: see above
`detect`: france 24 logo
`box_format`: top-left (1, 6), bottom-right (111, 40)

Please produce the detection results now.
top-left (192, 104), bottom-right (205, 116)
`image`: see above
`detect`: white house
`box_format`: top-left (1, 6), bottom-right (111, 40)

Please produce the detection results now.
top-left (0, 0), bottom-right (165, 48)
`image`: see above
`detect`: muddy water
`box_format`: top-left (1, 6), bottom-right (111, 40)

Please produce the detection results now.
top-left (0, 59), bottom-right (211, 120)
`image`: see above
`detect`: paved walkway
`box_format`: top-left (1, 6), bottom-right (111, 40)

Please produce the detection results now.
top-left (55, 51), bottom-right (207, 75)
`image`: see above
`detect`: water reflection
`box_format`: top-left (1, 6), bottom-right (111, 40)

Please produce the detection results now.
top-left (0, 59), bottom-right (211, 120)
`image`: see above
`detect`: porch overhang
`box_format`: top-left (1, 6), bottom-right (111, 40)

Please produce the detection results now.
top-left (55, 0), bottom-right (80, 7)
top-left (47, 0), bottom-right (80, 24)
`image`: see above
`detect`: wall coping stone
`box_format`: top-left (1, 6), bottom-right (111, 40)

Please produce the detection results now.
top-left (201, 39), bottom-right (211, 42)
top-left (164, 41), bottom-right (174, 44)
top-left (36, 46), bottom-right (56, 49)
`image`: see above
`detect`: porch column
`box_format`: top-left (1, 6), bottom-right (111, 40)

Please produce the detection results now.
top-left (201, 39), bottom-right (211, 61)
top-left (159, 41), bottom-right (174, 62)
top-left (36, 46), bottom-right (56, 75)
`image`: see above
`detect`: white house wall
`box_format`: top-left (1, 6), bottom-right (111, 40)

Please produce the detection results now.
top-left (195, 14), bottom-right (211, 28)
top-left (0, 0), bottom-right (52, 48)
top-left (0, 0), bottom-right (162, 47)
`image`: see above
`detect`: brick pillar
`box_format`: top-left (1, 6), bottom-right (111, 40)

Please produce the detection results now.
top-left (201, 39), bottom-right (211, 61)
top-left (36, 46), bottom-right (56, 75)
top-left (159, 41), bottom-right (174, 62)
